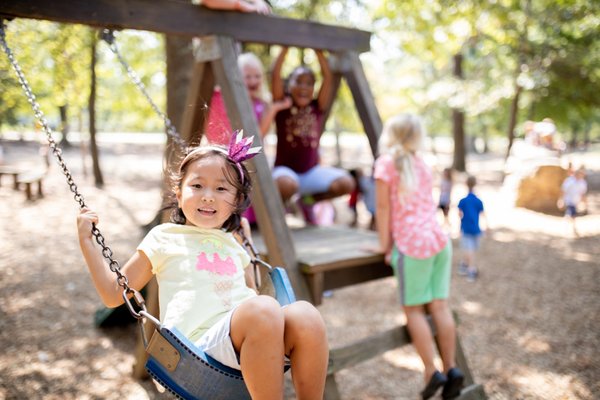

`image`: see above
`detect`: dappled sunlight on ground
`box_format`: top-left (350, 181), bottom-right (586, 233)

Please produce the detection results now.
top-left (1, 136), bottom-right (598, 399)
top-left (511, 368), bottom-right (592, 400)
top-left (517, 332), bottom-right (551, 353)
top-left (382, 349), bottom-right (424, 372)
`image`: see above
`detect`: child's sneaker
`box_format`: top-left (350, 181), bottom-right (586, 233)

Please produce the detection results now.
top-left (458, 263), bottom-right (468, 276)
top-left (466, 267), bottom-right (478, 282)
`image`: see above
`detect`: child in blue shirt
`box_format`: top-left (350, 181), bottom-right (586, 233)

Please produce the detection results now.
top-left (457, 175), bottom-right (487, 282)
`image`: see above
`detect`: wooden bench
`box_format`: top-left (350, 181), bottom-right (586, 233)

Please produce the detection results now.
top-left (17, 170), bottom-right (46, 201)
top-left (0, 165), bottom-right (23, 190)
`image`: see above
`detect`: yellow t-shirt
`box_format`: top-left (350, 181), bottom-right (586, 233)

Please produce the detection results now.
top-left (138, 223), bottom-right (257, 341)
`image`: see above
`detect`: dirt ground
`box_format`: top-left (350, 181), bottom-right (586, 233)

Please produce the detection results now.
top-left (0, 134), bottom-right (598, 400)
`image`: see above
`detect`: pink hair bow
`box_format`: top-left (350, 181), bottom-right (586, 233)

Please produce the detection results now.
top-left (228, 130), bottom-right (261, 163)
top-left (227, 130), bottom-right (261, 184)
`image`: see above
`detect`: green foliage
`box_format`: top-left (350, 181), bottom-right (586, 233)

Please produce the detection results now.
top-left (96, 29), bottom-right (165, 132)
top-left (366, 0), bottom-right (600, 141)
top-left (0, 19), bottom-right (165, 133)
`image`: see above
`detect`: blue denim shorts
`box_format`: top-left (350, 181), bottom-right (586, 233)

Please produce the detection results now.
top-left (460, 233), bottom-right (481, 251)
top-left (272, 165), bottom-right (349, 195)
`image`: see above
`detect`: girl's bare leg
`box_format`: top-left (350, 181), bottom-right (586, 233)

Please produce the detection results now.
top-left (230, 295), bottom-right (285, 400)
top-left (313, 176), bottom-right (356, 202)
top-left (276, 176), bottom-right (299, 203)
top-left (283, 301), bottom-right (328, 400)
top-left (428, 299), bottom-right (457, 372)
top-left (404, 304), bottom-right (438, 382)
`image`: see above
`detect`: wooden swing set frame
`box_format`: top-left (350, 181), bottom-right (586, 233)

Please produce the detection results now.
top-left (1, 1), bottom-right (486, 399)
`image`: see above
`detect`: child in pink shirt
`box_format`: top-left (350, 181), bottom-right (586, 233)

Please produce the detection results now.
top-left (373, 114), bottom-right (463, 400)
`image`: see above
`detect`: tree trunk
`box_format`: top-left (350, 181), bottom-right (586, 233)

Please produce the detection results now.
top-left (570, 125), bottom-right (578, 149)
top-left (58, 104), bottom-right (71, 147)
top-left (88, 30), bottom-right (103, 187)
top-left (478, 115), bottom-right (489, 153)
top-left (145, 34), bottom-right (193, 227)
top-left (452, 53), bottom-right (466, 172)
top-left (482, 126), bottom-right (489, 153)
top-left (505, 83), bottom-right (522, 161)
top-left (583, 122), bottom-right (591, 148)
top-left (166, 36), bottom-right (194, 134)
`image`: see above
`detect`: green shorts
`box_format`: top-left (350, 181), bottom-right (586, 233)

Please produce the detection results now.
top-left (391, 241), bottom-right (452, 306)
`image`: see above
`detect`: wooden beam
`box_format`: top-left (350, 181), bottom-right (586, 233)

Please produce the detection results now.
top-left (1, 0), bottom-right (371, 52)
top-left (342, 51), bottom-right (383, 158)
top-left (179, 61), bottom-right (214, 144)
top-left (210, 36), bottom-right (312, 301)
top-left (327, 325), bottom-right (411, 374)
top-left (456, 384), bottom-right (487, 400)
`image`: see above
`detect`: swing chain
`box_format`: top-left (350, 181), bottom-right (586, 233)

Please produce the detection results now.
top-left (100, 29), bottom-right (187, 149)
top-left (0, 21), bottom-right (139, 304)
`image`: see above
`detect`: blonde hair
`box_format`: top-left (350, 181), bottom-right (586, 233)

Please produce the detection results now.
top-left (238, 52), bottom-right (270, 101)
top-left (238, 52), bottom-right (263, 73)
top-left (378, 113), bottom-right (425, 196)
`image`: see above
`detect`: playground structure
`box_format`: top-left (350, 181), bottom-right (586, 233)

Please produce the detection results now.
top-left (1, 2), bottom-right (486, 399)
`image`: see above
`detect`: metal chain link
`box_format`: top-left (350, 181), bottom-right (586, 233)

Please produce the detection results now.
top-left (0, 20), bottom-right (134, 297)
top-left (100, 29), bottom-right (187, 149)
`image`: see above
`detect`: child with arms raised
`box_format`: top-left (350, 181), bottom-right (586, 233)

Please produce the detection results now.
top-left (270, 46), bottom-right (354, 223)
top-left (77, 132), bottom-right (328, 399)
top-left (373, 114), bottom-right (463, 400)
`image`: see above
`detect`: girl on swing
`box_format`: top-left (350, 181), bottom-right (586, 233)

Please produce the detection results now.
top-left (76, 131), bottom-right (328, 399)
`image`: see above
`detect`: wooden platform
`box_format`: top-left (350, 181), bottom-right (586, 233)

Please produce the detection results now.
top-left (253, 225), bottom-right (391, 305)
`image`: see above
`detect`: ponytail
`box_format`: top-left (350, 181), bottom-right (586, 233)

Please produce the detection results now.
top-left (378, 114), bottom-right (425, 198)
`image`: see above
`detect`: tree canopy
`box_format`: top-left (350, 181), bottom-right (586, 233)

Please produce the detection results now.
top-left (1, 0), bottom-right (598, 146)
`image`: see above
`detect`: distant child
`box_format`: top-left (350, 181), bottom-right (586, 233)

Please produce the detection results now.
top-left (77, 132), bottom-right (328, 398)
top-left (270, 46), bottom-right (354, 224)
top-left (457, 175), bottom-right (486, 282)
top-left (372, 114), bottom-right (464, 400)
top-left (205, 52), bottom-right (291, 226)
top-left (438, 167), bottom-right (453, 227)
top-left (561, 167), bottom-right (588, 236)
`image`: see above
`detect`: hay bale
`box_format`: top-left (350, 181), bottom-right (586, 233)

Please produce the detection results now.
top-left (516, 165), bottom-right (568, 214)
